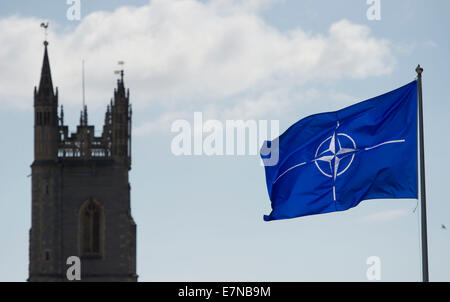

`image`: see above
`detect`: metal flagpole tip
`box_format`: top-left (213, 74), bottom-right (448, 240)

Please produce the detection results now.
top-left (416, 64), bottom-right (424, 75)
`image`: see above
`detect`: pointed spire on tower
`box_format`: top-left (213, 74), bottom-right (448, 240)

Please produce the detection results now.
top-left (79, 105), bottom-right (88, 126)
top-left (114, 61), bottom-right (126, 98)
top-left (105, 105), bottom-right (112, 125)
top-left (83, 105), bottom-right (88, 126)
top-left (60, 105), bottom-right (64, 126)
top-left (38, 40), bottom-right (54, 97)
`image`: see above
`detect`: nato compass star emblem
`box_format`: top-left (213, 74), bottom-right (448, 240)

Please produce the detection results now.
top-left (273, 121), bottom-right (406, 201)
top-left (315, 132), bottom-right (357, 180)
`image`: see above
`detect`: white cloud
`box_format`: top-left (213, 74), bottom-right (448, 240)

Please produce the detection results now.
top-left (360, 209), bottom-right (410, 223)
top-left (209, 0), bottom-right (285, 13)
top-left (0, 0), bottom-right (395, 130)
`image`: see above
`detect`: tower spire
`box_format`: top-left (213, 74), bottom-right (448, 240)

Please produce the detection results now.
top-left (38, 22), bottom-right (53, 96)
top-left (38, 36), bottom-right (54, 97)
top-left (114, 61), bottom-right (126, 97)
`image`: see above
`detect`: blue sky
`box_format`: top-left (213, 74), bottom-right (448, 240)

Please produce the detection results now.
top-left (0, 0), bottom-right (449, 281)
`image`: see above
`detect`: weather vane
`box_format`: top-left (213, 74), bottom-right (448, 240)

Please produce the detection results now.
top-left (114, 61), bottom-right (125, 81)
top-left (40, 22), bottom-right (49, 45)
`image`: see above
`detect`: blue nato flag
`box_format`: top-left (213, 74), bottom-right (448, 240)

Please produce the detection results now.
top-left (261, 81), bottom-right (418, 221)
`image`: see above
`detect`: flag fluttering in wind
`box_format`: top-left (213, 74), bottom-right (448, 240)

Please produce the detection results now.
top-left (261, 81), bottom-right (418, 221)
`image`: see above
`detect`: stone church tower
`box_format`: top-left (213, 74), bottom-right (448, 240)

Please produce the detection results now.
top-left (28, 41), bottom-right (137, 282)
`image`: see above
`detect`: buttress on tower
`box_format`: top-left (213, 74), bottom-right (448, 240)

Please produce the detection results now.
top-left (29, 41), bottom-right (137, 282)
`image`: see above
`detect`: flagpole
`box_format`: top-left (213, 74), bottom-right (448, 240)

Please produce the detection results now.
top-left (416, 65), bottom-right (429, 282)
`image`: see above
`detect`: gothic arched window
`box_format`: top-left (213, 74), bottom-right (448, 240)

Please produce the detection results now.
top-left (79, 199), bottom-right (103, 257)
